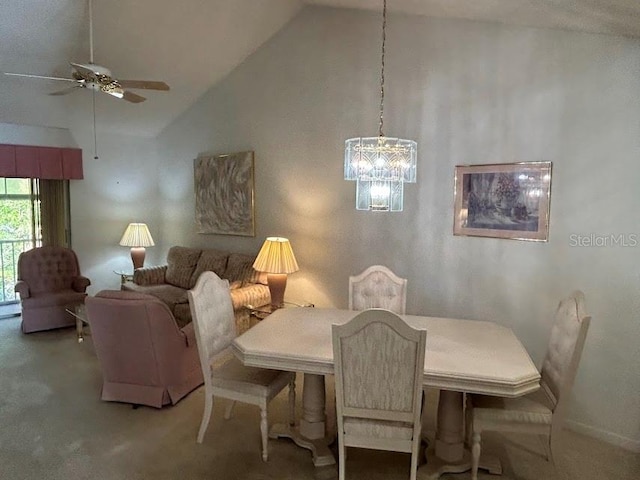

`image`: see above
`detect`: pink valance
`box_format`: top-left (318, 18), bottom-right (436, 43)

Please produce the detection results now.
top-left (0, 144), bottom-right (83, 179)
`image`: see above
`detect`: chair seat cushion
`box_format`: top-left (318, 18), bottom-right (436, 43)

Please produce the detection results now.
top-left (471, 388), bottom-right (554, 427)
top-left (20, 290), bottom-right (86, 308)
top-left (211, 354), bottom-right (292, 397)
top-left (343, 417), bottom-right (414, 440)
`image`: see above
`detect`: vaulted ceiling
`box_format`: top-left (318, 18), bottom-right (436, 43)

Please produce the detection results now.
top-left (1, 0), bottom-right (638, 137)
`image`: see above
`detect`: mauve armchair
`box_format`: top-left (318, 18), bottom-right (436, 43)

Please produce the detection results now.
top-left (85, 290), bottom-right (204, 408)
top-left (15, 245), bottom-right (91, 333)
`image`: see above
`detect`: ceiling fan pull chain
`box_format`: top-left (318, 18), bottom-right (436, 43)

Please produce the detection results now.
top-left (92, 88), bottom-right (98, 159)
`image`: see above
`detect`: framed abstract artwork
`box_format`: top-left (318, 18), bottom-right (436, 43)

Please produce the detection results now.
top-left (453, 162), bottom-right (552, 241)
top-left (194, 151), bottom-right (255, 237)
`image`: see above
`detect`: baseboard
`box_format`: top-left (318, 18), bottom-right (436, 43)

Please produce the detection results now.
top-left (565, 419), bottom-right (640, 452)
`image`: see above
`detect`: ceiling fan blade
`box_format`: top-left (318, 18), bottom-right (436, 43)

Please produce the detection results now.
top-left (4, 72), bottom-right (77, 83)
top-left (49, 85), bottom-right (83, 96)
top-left (70, 62), bottom-right (100, 77)
top-left (122, 90), bottom-right (146, 103)
top-left (118, 80), bottom-right (170, 91)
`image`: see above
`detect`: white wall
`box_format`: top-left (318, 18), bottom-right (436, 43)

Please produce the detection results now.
top-left (155, 7), bottom-right (640, 449)
top-left (0, 122), bottom-right (76, 147)
top-left (67, 127), bottom-right (162, 293)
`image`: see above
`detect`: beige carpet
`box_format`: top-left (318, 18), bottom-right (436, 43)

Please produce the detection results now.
top-left (0, 316), bottom-right (638, 480)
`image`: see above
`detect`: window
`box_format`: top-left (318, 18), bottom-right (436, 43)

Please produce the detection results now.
top-left (0, 178), bottom-right (70, 304)
top-left (0, 179), bottom-right (40, 304)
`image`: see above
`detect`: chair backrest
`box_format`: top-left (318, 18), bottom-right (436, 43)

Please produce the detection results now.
top-left (17, 246), bottom-right (81, 293)
top-left (540, 290), bottom-right (591, 413)
top-left (86, 290), bottom-right (184, 382)
top-left (348, 265), bottom-right (407, 314)
top-left (333, 309), bottom-right (426, 428)
top-left (188, 272), bottom-right (236, 379)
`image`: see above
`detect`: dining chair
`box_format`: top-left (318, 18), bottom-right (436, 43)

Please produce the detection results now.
top-left (349, 265), bottom-right (407, 314)
top-left (333, 308), bottom-right (426, 480)
top-left (187, 271), bottom-right (296, 461)
top-left (467, 290), bottom-right (591, 480)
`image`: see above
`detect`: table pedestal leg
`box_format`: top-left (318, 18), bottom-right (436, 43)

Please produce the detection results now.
top-left (421, 390), bottom-right (502, 479)
top-left (269, 373), bottom-right (336, 467)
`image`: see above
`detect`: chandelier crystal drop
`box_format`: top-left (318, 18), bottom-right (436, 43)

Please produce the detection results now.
top-left (344, 0), bottom-right (417, 212)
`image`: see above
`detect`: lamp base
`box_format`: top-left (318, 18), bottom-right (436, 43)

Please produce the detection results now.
top-left (130, 247), bottom-right (146, 270)
top-left (267, 273), bottom-right (287, 309)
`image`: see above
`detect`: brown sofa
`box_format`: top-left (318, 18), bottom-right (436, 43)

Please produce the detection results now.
top-left (122, 246), bottom-right (270, 331)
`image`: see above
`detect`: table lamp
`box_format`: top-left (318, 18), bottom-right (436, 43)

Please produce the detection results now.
top-left (119, 223), bottom-right (155, 270)
top-left (252, 237), bottom-right (299, 309)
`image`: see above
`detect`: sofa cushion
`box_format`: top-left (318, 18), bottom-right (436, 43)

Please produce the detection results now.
top-left (96, 290), bottom-right (157, 301)
top-left (190, 249), bottom-right (229, 288)
top-left (165, 246), bottom-right (202, 289)
top-left (224, 253), bottom-right (268, 287)
top-left (122, 283), bottom-right (189, 311)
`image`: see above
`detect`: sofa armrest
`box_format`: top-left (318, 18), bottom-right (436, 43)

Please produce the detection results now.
top-left (133, 265), bottom-right (168, 286)
top-left (230, 284), bottom-right (270, 311)
top-left (72, 275), bottom-right (91, 292)
top-left (14, 280), bottom-right (30, 299)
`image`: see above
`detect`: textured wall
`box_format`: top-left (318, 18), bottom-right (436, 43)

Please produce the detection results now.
top-left (154, 7), bottom-right (640, 448)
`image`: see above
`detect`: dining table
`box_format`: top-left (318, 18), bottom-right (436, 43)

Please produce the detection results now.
top-left (232, 307), bottom-right (540, 479)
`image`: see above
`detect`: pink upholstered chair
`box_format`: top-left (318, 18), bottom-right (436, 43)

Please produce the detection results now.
top-left (15, 245), bottom-right (91, 333)
top-left (85, 290), bottom-right (204, 408)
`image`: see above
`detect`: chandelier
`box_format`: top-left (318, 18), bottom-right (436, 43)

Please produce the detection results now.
top-left (344, 0), bottom-right (417, 212)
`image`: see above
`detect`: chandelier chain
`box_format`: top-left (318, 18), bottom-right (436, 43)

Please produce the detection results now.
top-left (378, 0), bottom-right (386, 138)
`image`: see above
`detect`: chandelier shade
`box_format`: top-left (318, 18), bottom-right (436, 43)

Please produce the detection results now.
top-left (343, 0), bottom-right (418, 212)
top-left (345, 136), bottom-right (417, 183)
top-left (356, 178), bottom-right (405, 212)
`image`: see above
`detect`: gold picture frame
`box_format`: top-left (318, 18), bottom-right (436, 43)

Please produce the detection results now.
top-left (453, 162), bottom-right (552, 241)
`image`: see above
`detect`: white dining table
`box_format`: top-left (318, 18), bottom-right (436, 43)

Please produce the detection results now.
top-left (232, 307), bottom-right (540, 478)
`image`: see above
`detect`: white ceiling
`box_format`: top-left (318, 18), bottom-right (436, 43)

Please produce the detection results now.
top-left (1, 0), bottom-right (639, 137)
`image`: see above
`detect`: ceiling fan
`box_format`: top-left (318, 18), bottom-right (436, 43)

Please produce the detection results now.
top-left (3, 0), bottom-right (169, 104)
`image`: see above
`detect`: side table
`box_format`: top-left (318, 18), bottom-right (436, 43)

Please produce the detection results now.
top-left (247, 300), bottom-right (315, 321)
top-left (242, 301), bottom-right (314, 332)
top-left (65, 303), bottom-right (89, 343)
top-left (114, 270), bottom-right (133, 286)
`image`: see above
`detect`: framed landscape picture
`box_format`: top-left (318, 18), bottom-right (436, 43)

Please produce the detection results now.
top-left (453, 162), bottom-right (552, 241)
top-left (194, 151), bottom-right (255, 237)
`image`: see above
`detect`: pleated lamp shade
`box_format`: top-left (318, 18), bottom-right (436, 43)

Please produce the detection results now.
top-left (119, 223), bottom-right (155, 248)
top-left (119, 223), bottom-right (155, 270)
top-left (252, 237), bottom-right (299, 274)
top-left (253, 237), bottom-right (299, 308)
